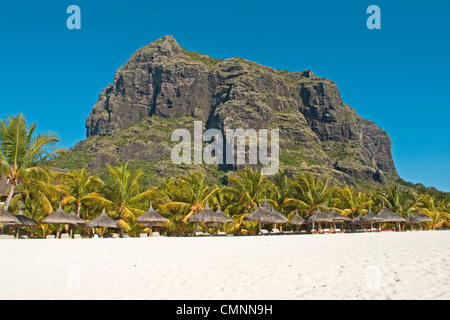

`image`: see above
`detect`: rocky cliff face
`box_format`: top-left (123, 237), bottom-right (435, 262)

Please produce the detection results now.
top-left (74, 35), bottom-right (398, 186)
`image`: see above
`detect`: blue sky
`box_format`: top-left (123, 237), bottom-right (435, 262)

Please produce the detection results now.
top-left (0, 0), bottom-right (449, 191)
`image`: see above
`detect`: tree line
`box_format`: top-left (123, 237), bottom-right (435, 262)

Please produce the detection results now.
top-left (1, 114), bottom-right (449, 237)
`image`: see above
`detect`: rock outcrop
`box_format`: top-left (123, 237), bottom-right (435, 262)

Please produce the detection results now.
top-left (68, 35), bottom-right (398, 186)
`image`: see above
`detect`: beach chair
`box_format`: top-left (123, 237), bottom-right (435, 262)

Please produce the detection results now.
top-left (73, 234), bottom-right (82, 239)
top-left (46, 235), bottom-right (56, 239)
top-left (217, 231), bottom-right (226, 236)
top-left (139, 233), bottom-right (148, 238)
top-left (270, 228), bottom-right (282, 235)
top-left (259, 229), bottom-right (270, 235)
top-left (0, 235), bottom-right (15, 240)
top-left (61, 234), bottom-right (71, 239)
top-left (151, 232), bottom-right (161, 237)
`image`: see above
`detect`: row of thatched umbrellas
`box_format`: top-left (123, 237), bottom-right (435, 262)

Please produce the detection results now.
top-left (241, 199), bottom-right (432, 233)
top-left (0, 199), bottom-right (433, 238)
top-left (0, 203), bottom-right (169, 238)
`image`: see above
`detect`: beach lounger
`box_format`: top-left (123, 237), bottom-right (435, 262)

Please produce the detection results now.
top-left (195, 231), bottom-right (210, 236)
top-left (259, 229), bottom-right (270, 235)
top-left (217, 231), bottom-right (226, 236)
top-left (46, 235), bottom-right (56, 239)
top-left (0, 235), bottom-right (15, 240)
top-left (151, 232), bottom-right (161, 237)
top-left (140, 233), bottom-right (148, 238)
top-left (270, 228), bottom-right (282, 235)
top-left (61, 234), bottom-right (71, 239)
top-left (112, 233), bottom-right (119, 238)
top-left (73, 234), bottom-right (82, 239)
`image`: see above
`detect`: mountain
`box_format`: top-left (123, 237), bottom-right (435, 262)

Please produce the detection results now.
top-left (53, 35), bottom-right (398, 188)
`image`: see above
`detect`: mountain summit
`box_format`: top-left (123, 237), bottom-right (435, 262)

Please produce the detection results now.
top-left (61, 36), bottom-right (398, 187)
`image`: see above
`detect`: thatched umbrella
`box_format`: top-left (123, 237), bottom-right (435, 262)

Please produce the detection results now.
top-left (304, 208), bottom-right (333, 232)
top-left (408, 209), bottom-right (432, 230)
top-left (350, 213), bottom-right (364, 232)
top-left (328, 208), bottom-right (350, 222)
top-left (41, 204), bottom-right (77, 238)
top-left (290, 210), bottom-right (305, 232)
top-left (377, 204), bottom-right (406, 231)
top-left (269, 207), bottom-right (288, 224)
top-left (136, 203), bottom-right (168, 235)
top-left (68, 211), bottom-right (86, 238)
top-left (243, 198), bottom-right (287, 234)
top-left (0, 208), bottom-right (21, 235)
top-left (0, 208), bottom-right (21, 225)
top-left (86, 209), bottom-right (120, 238)
top-left (187, 201), bottom-right (232, 235)
top-left (328, 208), bottom-right (350, 231)
top-left (7, 210), bottom-right (37, 239)
top-left (360, 207), bottom-right (383, 232)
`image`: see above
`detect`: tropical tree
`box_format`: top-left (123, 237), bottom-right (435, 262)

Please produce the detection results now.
top-left (158, 171), bottom-right (218, 235)
top-left (0, 114), bottom-right (65, 211)
top-left (224, 167), bottom-right (272, 215)
top-left (377, 184), bottom-right (417, 217)
top-left (414, 193), bottom-right (449, 229)
top-left (284, 172), bottom-right (333, 215)
top-left (56, 168), bottom-right (111, 218)
top-left (269, 169), bottom-right (293, 214)
top-left (102, 163), bottom-right (156, 236)
top-left (334, 185), bottom-right (373, 218)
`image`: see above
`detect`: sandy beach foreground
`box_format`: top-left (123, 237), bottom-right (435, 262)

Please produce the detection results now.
top-left (0, 231), bottom-right (449, 300)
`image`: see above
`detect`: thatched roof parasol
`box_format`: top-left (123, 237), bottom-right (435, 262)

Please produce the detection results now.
top-left (328, 208), bottom-right (350, 222)
top-left (304, 208), bottom-right (333, 224)
top-left (41, 204), bottom-right (78, 225)
top-left (14, 210), bottom-right (37, 227)
top-left (350, 213), bottom-right (363, 225)
top-left (290, 210), bottom-right (305, 226)
top-left (86, 209), bottom-right (120, 229)
top-left (243, 198), bottom-right (287, 224)
top-left (269, 206), bottom-right (288, 224)
top-left (69, 211), bottom-right (86, 224)
top-left (0, 208), bottom-right (21, 225)
top-left (376, 204), bottom-right (406, 223)
top-left (360, 208), bottom-right (383, 224)
top-left (136, 203), bottom-right (168, 225)
top-left (409, 209), bottom-right (433, 224)
top-left (187, 202), bottom-right (232, 224)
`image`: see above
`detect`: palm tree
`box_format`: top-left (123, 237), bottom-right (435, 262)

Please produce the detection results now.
top-left (378, 184), bottom-right (417, 216)
top-left (158, 171), bottom-right (218, 235)
top-left (56, 168), bottom-right (111, 218)
top-left (334, 185), bottom-right (373, 218)
top-left (102, 163), bottom-right (156, 236)
top-left (221, 168), bottom-right (272, 235)
top-left (224, 167), bottom-right (272, 215)
top-left (415, 193), bottom-right (449, 230)
top-left (284, 172), bottom-right (333, 215)
top-left (269, 169), bottom-right (293, 214)
top-left (0, 114), bottom-right (65, 211)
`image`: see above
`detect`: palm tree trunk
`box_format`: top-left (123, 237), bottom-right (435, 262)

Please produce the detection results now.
top-left (3, 183), bottom-right (15, 212)
top-left (77, 202), bottom-right (82, 218)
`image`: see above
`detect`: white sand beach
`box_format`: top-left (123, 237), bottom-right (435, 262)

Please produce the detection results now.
top-left (0, 230), bottom-right (449, 300)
